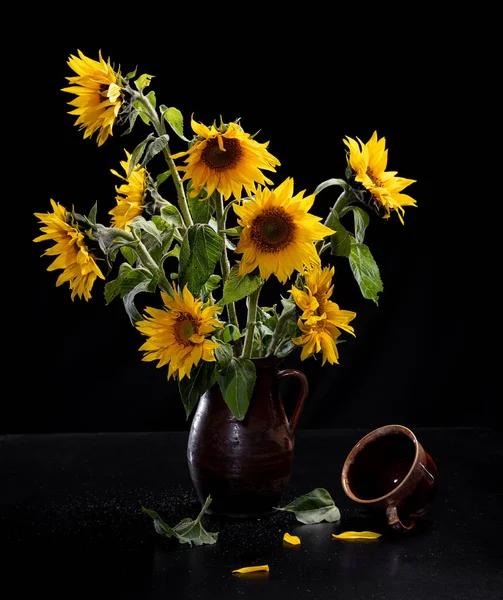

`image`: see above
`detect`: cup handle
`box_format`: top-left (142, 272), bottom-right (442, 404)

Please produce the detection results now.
top-left (385, 505), bottom-right (417, 533)
top-left (278, 369), bottom-right (308, 436)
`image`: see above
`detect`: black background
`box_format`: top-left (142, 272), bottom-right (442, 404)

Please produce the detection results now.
top-left (9, 19), bottom-right (497, 434)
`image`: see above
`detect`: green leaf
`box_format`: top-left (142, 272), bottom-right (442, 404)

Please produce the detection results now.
top-left (120, 246), bottom-right (137, 266)
top-left (329, 215), bottom-right (352, 257)
top-left (349, 205), bottom-right (370, 244)
top-left (128, 135), bottom-right (155, 176)
top-left (179, 224), bottom-right (223, 294)
top-left (156, 170), bottom-right (172, 188)
top-left (162, 106), bottom-right (189, 141)
top-left (123, 277), bottom-right (159, 325)
top-left (215, 343), bottom-right (233, 372)
top-left (349, 240), bottom-right (383, 304)
top-left (142, 496), bottom-right (218, 546)
top-left (140, 134), bottom-right (170, 169)
top-left (274, 488), bottom-right (341, 524)
top-left (129, 216), bottom-right (162, 245)
top-left (348, 241), bottom-right (383, 304)
top-left (134, 73), bottom-right (154, 92)
top-left (104, 263), bottom-right (151, 304)
top-left (188, 187), bottom-right (215, 224)
top-left (222, 324), bottom-right (242, 343)
top-left (201, 274), bottom-right (222, 299)
top-left (220, 265), bottom-right (262, 306)
top-left (160, 204), bottom-right (184, 229)
top-left (146, 90), bottom-right (156, 109)
top-left (217, 358), bottom-right (256, 420)
top-left (178, 362), bottom-right (217, 419)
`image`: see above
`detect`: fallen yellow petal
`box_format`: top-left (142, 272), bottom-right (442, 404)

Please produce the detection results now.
top-left (283, 532), bottom-right (301, 546)
top-left (232, 565), bottom-right (270, 574)
top-left (332, 531), bottom-right (382, 540)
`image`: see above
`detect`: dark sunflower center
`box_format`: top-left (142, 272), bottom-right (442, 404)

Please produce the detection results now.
top-left (175, 314), bottom-right (197, 345)
top-left (201, 137), bottom-right (243, 172)
top-left (250, 207), bottom-right (295, 253)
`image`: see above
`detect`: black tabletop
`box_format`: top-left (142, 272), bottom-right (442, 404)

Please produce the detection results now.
top-left (1, 427), bottom-right (501, 599)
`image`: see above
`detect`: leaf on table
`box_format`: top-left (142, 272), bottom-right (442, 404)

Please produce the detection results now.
top-left (332, 531), bottom-right (382, 540)
top-left (142, 496), bottom-right (218, 546)
top-left (274, 488), bottom-right (341, 524)
top-left (232, 565), bottom-right (270, 574)
top-left (283, 532), bottom-right (301, 546)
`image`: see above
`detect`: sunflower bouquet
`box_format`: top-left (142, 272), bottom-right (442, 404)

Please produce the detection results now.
top-left (34, 50), bottom-right (417, 421)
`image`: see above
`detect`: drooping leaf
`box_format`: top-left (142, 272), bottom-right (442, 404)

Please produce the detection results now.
top-left (274, 488), bottom-right (341, 524)
top-left (283, 533), bottom-right (301, 546)
top-left (140, 134), bottom-right (170, 169)
top-left (123, 277), bottom-right (160, 325)
top-left (217, 357), bottom-right (256, 420)
top-left (232, 565), bottom-right (270, 574)
top-left (128, 135), bottom-right (155, 176)
top-left (348, 205), bottom-right (370, 244)
top-left (348, 240), bottom-right (383, 304)
top-left (142, 496), bottom-right (218, 546)
top-left (179, 224), bottom-right (223, 294)
top-left (332, 531), bottom-right (382, 540)
top-left (104, 263), bottom-right (151, 304)
top-left (129, 216), bottom-right (162, 245)
top-left (178, 362), bottom-right (217, 419)
top-left (162, 106), bottom-right (189, 141)
top-left (219, 266), bottom-right (262, 306)
top-left (329, 215), bottom-right (351, 257)
top-left (214, 343), bottom-right (233, 372)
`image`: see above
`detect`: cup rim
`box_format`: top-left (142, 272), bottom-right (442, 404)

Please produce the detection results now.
top-left (341, 424), bottom-right (419, 504)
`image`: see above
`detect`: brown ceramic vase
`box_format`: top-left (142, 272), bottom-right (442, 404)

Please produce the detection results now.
top-left (187, 356), bottom-right (308, 518)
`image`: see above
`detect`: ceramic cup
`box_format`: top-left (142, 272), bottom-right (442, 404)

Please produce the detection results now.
top-left (341, 424), bottom-right (439, 532)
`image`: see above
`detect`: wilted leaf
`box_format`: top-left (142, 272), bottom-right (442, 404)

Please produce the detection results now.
top-left (274, 488), bottom-right (341, 524)
top-left (348, 241), bottom-right (383, 304)
top-left (142, 496), bottom-right (218, 546)
top-left (232, 565), bottom-right (270, 574)
top-left (217, 357), bottom-right (256, 420)
top-left (332, 531), bottom-right (382, 540)
top-left (283, 532), bottom-right (301, 546)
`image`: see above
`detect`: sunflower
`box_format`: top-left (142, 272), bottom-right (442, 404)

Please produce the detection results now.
top-left (109, 150), bottom-right (147, 229)
top-left (291, 264), bottom-right (356, 365)
top-left (135, 285), bottom-right (223, 381)
top-left (233, 178), bottom-right (335, 284)
top-left (34, 199), bottom-right (105, 301)
top-left (343, 131), bottom-right (417, 224)
top-left (61, 50), bottom-right (123, 147)
top-left (170, 117), bottom-right (280, 200)
top-left (291, 264), bottom-right (335, 319)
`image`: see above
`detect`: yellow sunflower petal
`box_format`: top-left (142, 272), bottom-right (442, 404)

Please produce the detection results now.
top-left (283, 532), bottom-right (301, 546)
top-left (232, 565), bottom-right (270, 574)
top-left (332, 531), bottom-right (382, 540)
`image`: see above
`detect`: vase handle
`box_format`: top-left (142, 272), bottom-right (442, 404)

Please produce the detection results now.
top-left (278, 369), bottom-right (308, 436)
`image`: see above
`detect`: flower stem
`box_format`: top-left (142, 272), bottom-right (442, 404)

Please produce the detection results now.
top-left (242, 285), bottom-right (262, 359)
top-left (102, 227), bottom-right (174, 295)
top-left (267, 302), bottom-right (295, 357)
top-left (130, 90), bottom-right (193, 228)
top-left (214, 193), bottom-right (242, 355)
